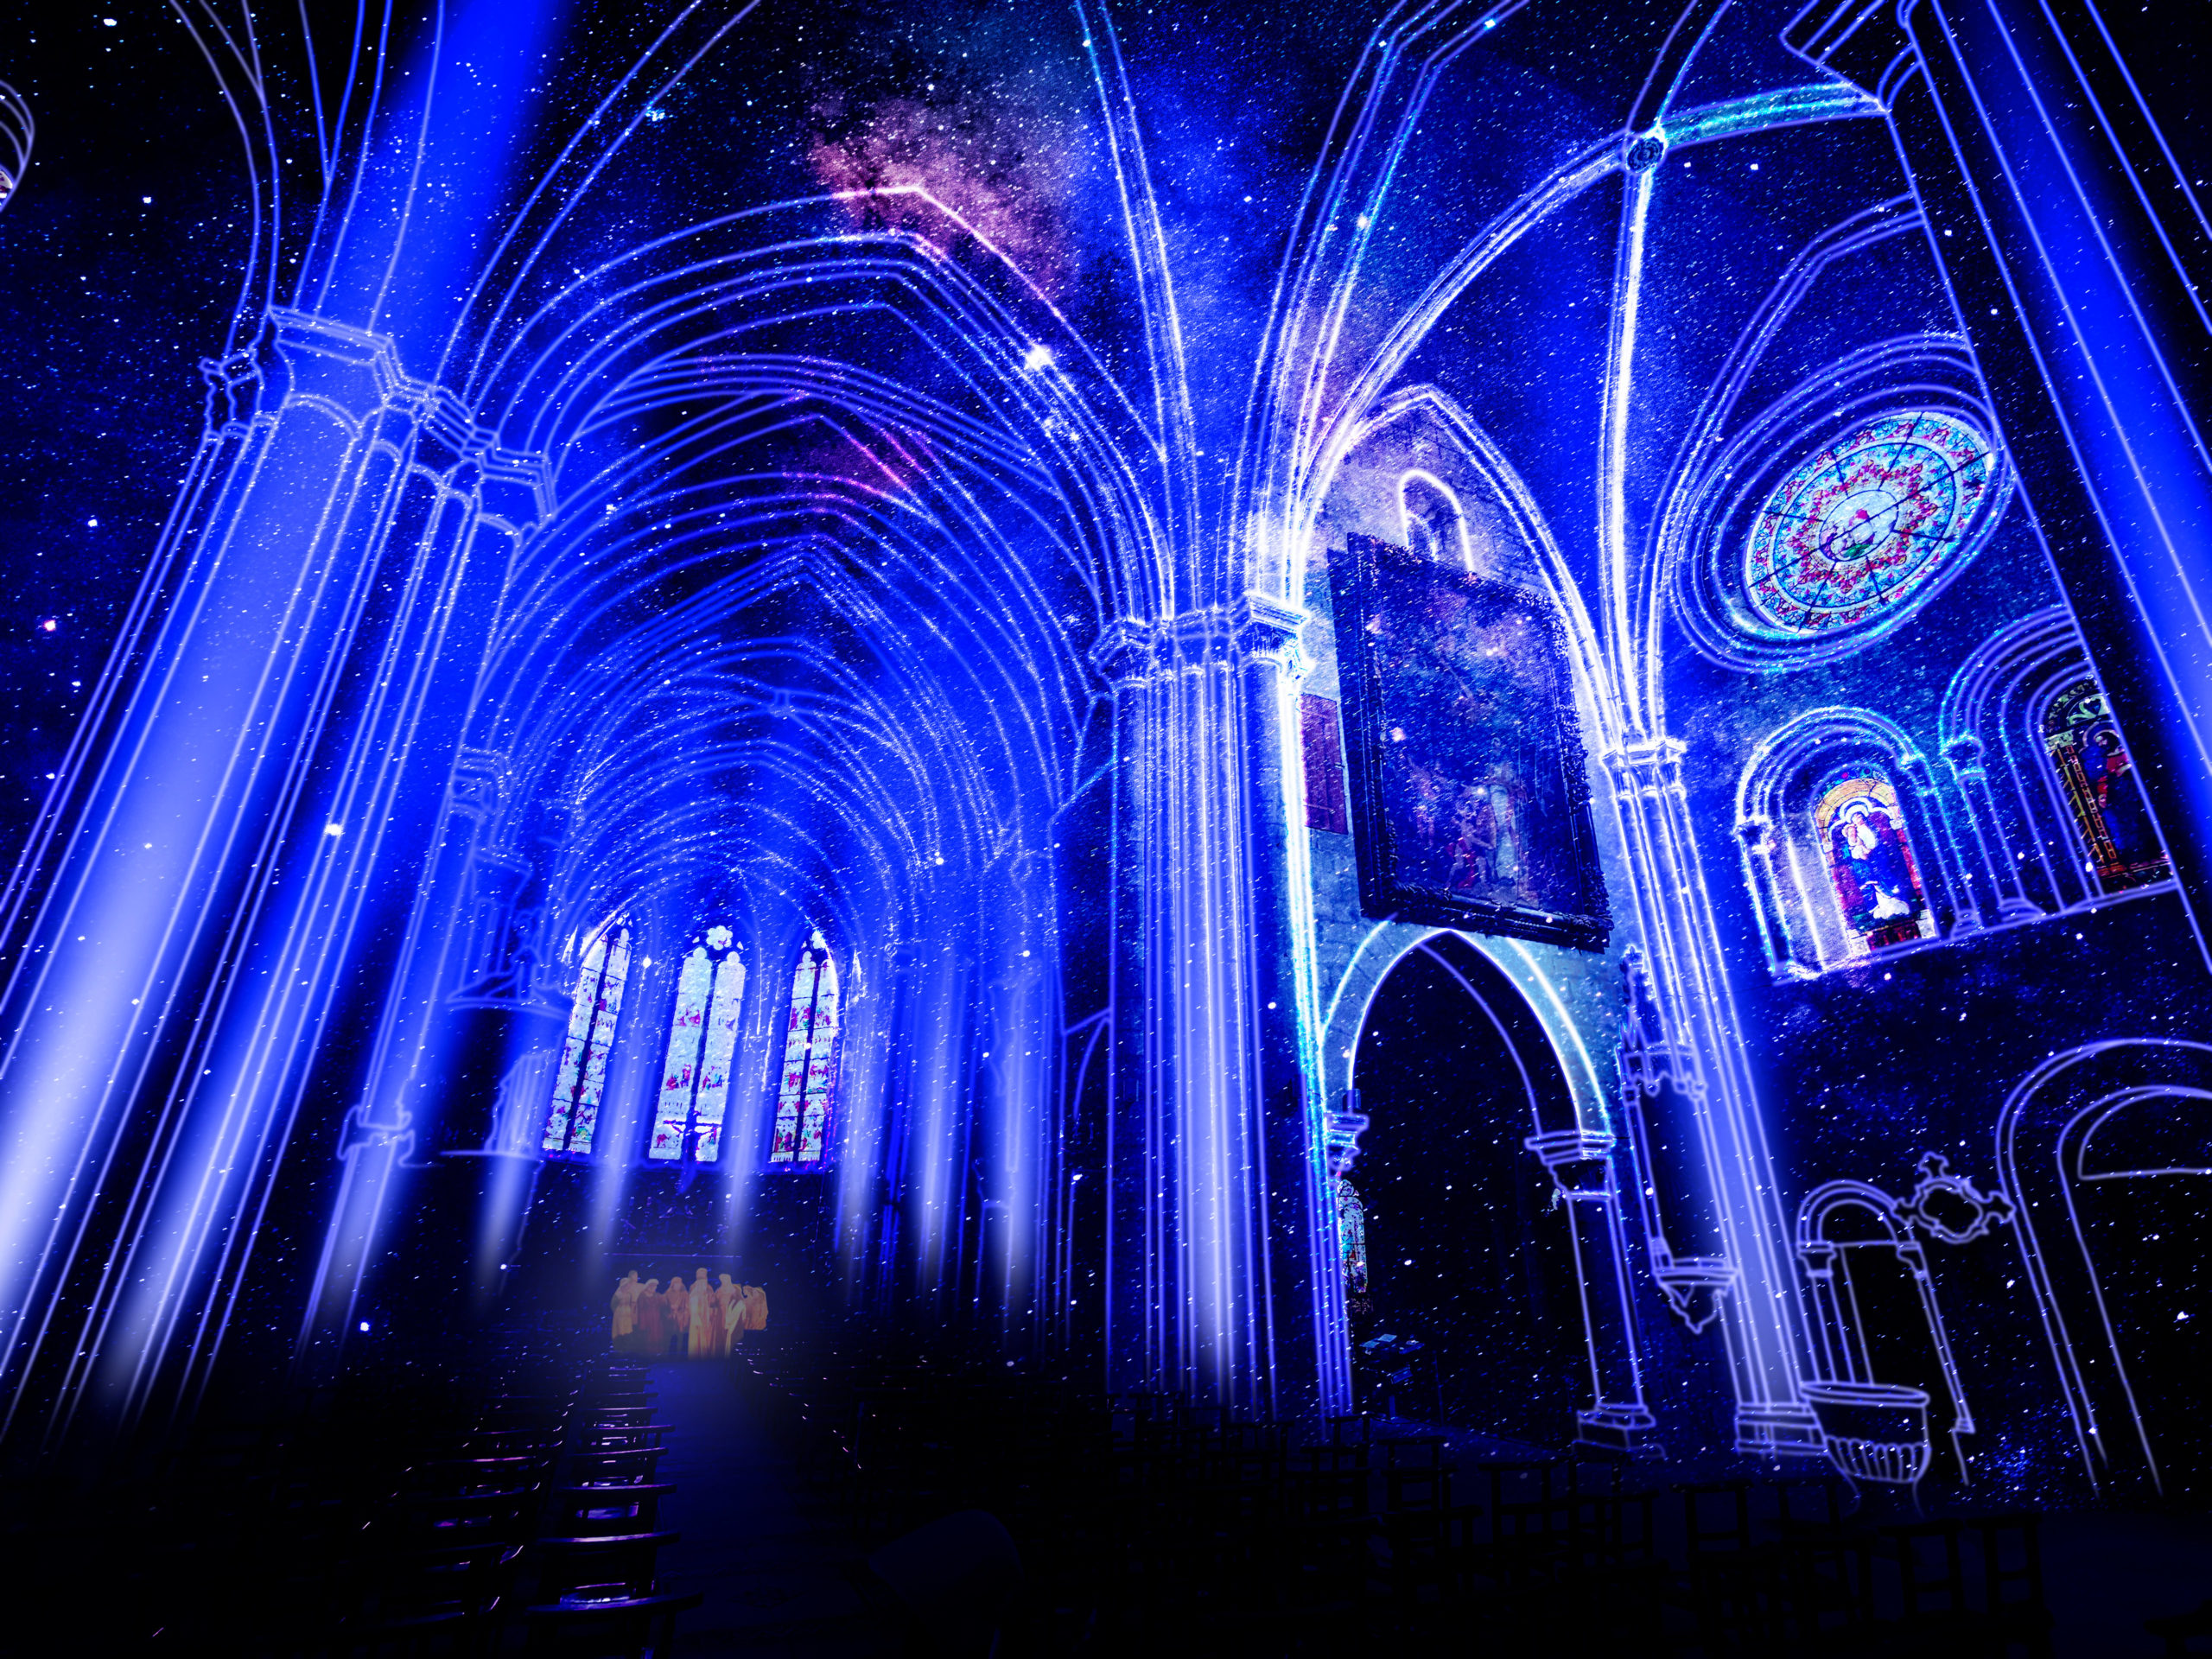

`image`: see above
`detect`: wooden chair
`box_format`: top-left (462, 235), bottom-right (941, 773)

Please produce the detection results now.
top-left (531, 1531), bottom-right (679, 1604)
top-left (545, 1484), bottom-right (672, 1538)
top-left (522, 1590), bottom-right (702, 1658)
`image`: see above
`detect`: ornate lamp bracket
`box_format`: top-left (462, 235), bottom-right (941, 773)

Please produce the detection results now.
top-left (1897, 1153), bottom-right (2015, 1245)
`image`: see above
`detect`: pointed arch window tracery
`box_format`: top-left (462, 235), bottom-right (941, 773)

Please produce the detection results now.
top-left (650, 925), bottom-right (744, 1164)
top-left (543, 924), bottom-right (631, 1157)
top-left (769, 930), bottom-right (841, 1170)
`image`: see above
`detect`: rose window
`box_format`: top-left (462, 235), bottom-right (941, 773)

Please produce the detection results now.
top-left (1743, 411), bottom-right (1999, 640)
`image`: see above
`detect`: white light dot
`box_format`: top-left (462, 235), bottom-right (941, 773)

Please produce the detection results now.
top-left (324, 823), bottom-right (344, 837)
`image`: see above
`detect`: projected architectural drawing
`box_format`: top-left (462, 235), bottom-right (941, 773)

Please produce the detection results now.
top-left (0, 0), bottom-right (2206, 1516)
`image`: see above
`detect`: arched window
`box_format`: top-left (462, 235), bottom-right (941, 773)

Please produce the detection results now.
top-left (1814, 774), bottom-right (1934, 956)
top-left (769, 930), bottom-right (841, 1169)
top-left (543, 924), bottom-right (631, 1157)
top-left (1400, 472), bottom-right (1470, 569)
top-left (649, 925), bottom-right (745, 1163)
top-left (1939, 610), bottom-right (2176, 922)
top-left (2042, 679), bottom-right (2171, 893)
top-left (1736, 708), bottom-right (1967, 977)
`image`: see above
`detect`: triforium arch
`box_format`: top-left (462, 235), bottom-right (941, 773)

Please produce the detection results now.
top-left (1327, 927), bottom-right (1656, 1451)
top-left (1940, 608), bottom-right (2179, 924)
top-left (1735, 706), bottom-right (1978, 977)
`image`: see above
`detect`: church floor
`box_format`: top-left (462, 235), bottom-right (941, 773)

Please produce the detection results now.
top-left (646, 1349), bottom-right (2212, 1657)
top-left (647, 1355), bottom-right (899, 1656)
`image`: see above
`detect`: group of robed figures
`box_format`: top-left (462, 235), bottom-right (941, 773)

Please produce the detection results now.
top-left (609, 1268), bottom-right (766, 1358)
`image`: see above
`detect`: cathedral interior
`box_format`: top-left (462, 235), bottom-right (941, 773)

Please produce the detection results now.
top-left (1, 0), bottom-right (2209, 1650)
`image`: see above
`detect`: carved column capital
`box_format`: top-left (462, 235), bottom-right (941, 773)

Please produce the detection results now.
top-left (448, 748), bottom-right (510, 825)
top-left (1527, 1128), bottom-right (1619, 1193)
top-left (1230, 591), bottom-right (1307, 678)
top-left (1605, 735), bottom-right (1688, 798)
top-left (1322, 1098), bottom-right (1370, 1179)
top-left (1089, 619), bottom-right (1160, 689)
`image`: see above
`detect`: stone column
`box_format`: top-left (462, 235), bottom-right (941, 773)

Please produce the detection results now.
top-left (1232, 593), bottom-right (1348, 1424)
top-left (1092, 596), bottom-right (1340, 1422)
top-left (1942, 734), bottom-right (2045, 921)
top-left (0, 310), bottom-right (510, 1437)
top-left (1734, 817), bottom-right (1804, 977)
top-left (1527, 1128), bottom-right (1662, 1453)
top-left (1899, 750), bottom-right (1983, 934)
top-left (1786, 0), bottom-right (2212, 967)
top-left (1606, 741), bottom-right (1822, 1455)
top-left (1092, 621), bottom-right (1166, 1396)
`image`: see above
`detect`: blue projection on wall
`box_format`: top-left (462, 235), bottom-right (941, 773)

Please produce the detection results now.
top-left (0, 0), bottom-right (2205, 1515)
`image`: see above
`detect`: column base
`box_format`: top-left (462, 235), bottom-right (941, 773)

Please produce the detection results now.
top-left (1734, 1402), bottom-right (1827, 1457)
top-left (1576, 1405), bottom-right (1665, 1456)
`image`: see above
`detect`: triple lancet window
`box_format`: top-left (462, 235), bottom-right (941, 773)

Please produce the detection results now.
top-left (543, 921), bottom-right (843, 1166)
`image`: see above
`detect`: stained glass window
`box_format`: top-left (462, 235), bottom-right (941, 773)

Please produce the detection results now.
top-left (1745, 411), bottom-right (1998, 639)
top-left (1336, 1175), bottom-right (1369, 1304)
top-left (648, 925), bottom-right (745, 1163)
top-left (543, 925), bottom-right (631, 1156)
top-left (769, 931), bottom-right (841, 1170)
top-left (1815, 776), bottom-right (1935, 955)
top-left (2044, 678), bottom-right (2171, 892)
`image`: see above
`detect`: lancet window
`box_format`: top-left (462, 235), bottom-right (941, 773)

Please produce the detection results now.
top-left (543, 924), bottom-right (631, 1157)
top-left (1401, 472), bottom-right (1471, 570)
top-left (769, 930), bottom-right (841, 1170)
top-left (2042, 679), bottom-right (2170, 893)
top-left (649, 925), bottom-right (745, 1163)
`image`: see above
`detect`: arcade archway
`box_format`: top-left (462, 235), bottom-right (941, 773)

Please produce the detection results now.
top-left (1347, 933), bottom-right (1592, 1445)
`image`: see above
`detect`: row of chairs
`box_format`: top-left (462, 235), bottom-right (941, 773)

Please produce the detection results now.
top-left (0, 1328), bottom-right (707, 1655)
top-left (334, 1352), bottom-right (704, 1654)
top-left (740, 1338), bottom-right (2056, 1656)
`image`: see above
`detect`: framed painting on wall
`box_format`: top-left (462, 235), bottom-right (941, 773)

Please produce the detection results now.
top-left (1328, 533), bottom-right (1610, 949)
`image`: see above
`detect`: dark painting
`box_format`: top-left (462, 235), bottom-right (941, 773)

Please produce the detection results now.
top-left (1330, 534), bottom-right (1609, 948)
